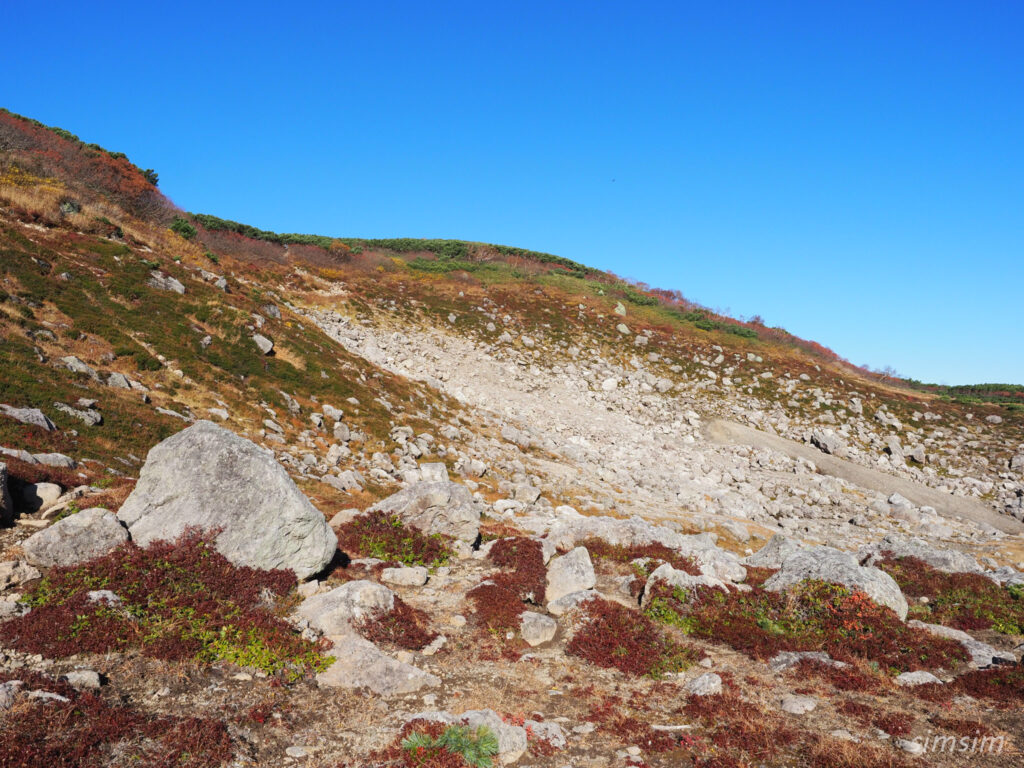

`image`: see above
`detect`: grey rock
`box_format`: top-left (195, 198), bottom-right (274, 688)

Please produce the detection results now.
top-left (148, 271), bottom-right (185, 294)
top-left (53, 402), bottom-right (102, 426)
top-left (381, 566), bottom-right (429, 587)
top-left (810, 429), bottom-right (845, 457)
top-left (520, 611), bottom-right (557, 646)
top-left (107, 372), bottom-right (132, 389)
top-left (20, 482), bottom-right (62, 513)
top-left (546, 515), bottom-right (745, 582)
top-left (779, 695), bottom-right (817, 715)
top-left (22, 508), bottom-right (128, 567)
top-left (546, 547), bottom-right (596, 603)
top-left (768, 651), bottom-right (846, 673)
top-left (0, 560), bottom-right (41, 589)
top-left (33, 453), bottom-right (77, 468)
top-left (419, 462), bottom-right (449, 483)
top-left (895, 671), bottom-right (943, 687)
top-left (64, 670), bottom-right (101, 690)
top-left (317, 634), bottom-right (439, 695)
top-left (294, 580), bottom-right (395, 635)
top-left (60, 356), bottom-right (101, 381)
top-left (743, 534), bottom-right (804, 569)
top-left (0, 404), bottom-right (56, 431)
top-left (368, 481), bottom-right (480, 543)
top-left (764, 546), bottom-right (908, 620)
top-left (546, 589), bottom-right (599, 616)
top-left (253, 334), bottom-right (274, 355)
top-left (524, 720), bottom-right (566, 749)
top-left (686, 672), bottom-right (722, 696)
top-left (117, 421), bottom-right (337, 579)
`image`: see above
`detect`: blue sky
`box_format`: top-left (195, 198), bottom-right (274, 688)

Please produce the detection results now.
top-left (4, 1), bottom-right (1022, 383)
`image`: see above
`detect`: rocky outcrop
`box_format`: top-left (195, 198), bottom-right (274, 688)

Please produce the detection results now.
top-left (743, 534), bottom-right (804, 569)
top-left (764, 546), bottom-right (909, 620)
top-left (22, 508), bottom-right (128, 568)
top-left (368, 481), bottom-right (480, 543)
top-left (117, 421), bottom-right (336, 579)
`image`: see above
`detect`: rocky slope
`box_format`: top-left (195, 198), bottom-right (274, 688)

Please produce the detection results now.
top-left (1, 110), bottom-right (1023, 767)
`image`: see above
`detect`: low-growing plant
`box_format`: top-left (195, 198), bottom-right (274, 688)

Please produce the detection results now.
top-left (336, 511), bottom-right (452, 568)
top-left (357, 595), bottom-right (438, 650)
top-left (0, 528), bottom-right (329, 680)
top-left (914, 664), bottom-right (1024, 708)
top-left (401, 723), bottom-right (500, 768)
top-left (566, 596), bottom-right (699, 678)
top-left (0, 671), bottom-right (231, 768)
top-left (643, 579), bottom-right (967, 672)
top-left (878, 554), bottom-right (1024, 634)
top-left (578, 537), bottom-right (700, 577)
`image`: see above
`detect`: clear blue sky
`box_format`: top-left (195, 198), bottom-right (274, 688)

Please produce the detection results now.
top-left (4, 1), bottom-right (1022, 384)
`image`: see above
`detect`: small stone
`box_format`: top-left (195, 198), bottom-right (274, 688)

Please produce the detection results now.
top-left (780, 695), bottom-right (817, 715)
top-left (520, 612), bottom-right (557, 647)
top-left (64, 670), bottom-right (101, 690)
top-left (897, 738), bottom-right (925, 755)
top-left (381, 566), bottom-right (429, 587)
top-left (686, 673), bottom-right (722, 696)
top-left (895, 671), bottom-right (943, 687)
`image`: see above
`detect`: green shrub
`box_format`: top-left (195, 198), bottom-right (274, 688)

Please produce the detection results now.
top-left (142, 168), bottom-right (159, 186)
top-left (170, 216), bottom-right (196, 240)
top-left (402, 724), bottom-right (499, 768)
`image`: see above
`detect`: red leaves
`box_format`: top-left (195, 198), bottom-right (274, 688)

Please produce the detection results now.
top-left (0, 672), bottom-right (232, 768)
top-left (566, 597), bottom-right (698, 678)
top-left (357, 595), bottom-right (438, 651)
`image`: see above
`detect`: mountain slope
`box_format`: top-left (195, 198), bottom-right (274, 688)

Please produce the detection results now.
top-left (1, 109), bottom-right (1023, 768)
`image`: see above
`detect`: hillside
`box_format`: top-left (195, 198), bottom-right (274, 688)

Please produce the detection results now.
top-left (1, 109), bottom-right (1023, 767)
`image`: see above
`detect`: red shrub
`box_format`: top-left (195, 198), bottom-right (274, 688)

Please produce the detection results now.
top-left (789, 659), bottom-right (890, 694)
top-left (488, 538), bottom-right (546, 603)
top-left (0, 529), bottom-right (322, 678)
top-left (0, 672), bottom-right (232, 768)
top-left (915, 665), bottom-right (1024, 708)
top-left (335, 511), bottom-right (451, 568)
top-left (566, 597), bottom-right (699, 678)
top-left (646, 580), bottom-right (967, 672)
top-left (579, 537), bottom-right (700, 576)
top-left (357, 595), bottom-right (437, 651)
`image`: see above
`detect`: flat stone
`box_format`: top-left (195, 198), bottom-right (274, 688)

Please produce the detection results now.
top-left (779, 695), bottom-right (818, 715)
top-left (686, 672), bottom-right (722, 696)
top-left (520, 612), bottom-right (557, 646)
top-left (381, 566), bottom-right (429, 587)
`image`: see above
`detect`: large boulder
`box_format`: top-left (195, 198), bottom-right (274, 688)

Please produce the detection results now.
top-left (22, 508), bottom-right (128, 568)
top-left (764, 546), bottom-right (909, 620)
top-left (545, 547), bottom-right (596, 604)
top-left (641, 563), bottom-right (729, 608)
top-left (367, 481), bottom-right (480, 543)
top-left (117, 421), bottom-right (336, 579)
